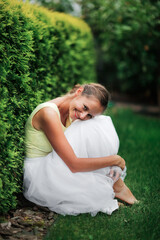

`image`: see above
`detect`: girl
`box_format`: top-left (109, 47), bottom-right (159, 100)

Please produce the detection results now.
top-left (23, 83), bottom-right (137, 216)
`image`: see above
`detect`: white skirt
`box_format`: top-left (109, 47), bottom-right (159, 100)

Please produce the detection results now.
top-left (23, 116), bottom-right (126, 216)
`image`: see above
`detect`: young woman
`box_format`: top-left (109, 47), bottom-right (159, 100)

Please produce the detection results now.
top-left (23, 83), bottom-right (138, 216)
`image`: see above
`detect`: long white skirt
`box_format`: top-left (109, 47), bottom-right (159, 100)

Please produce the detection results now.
top-left (23, 116), bottom-right (126, 216)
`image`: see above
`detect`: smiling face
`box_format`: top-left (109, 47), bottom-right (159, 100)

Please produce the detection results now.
top-left (69, 94), bottom-right (104, 122)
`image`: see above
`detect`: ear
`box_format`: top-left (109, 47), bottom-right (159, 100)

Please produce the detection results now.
top-left (75, 87), bottom-right (84, 96)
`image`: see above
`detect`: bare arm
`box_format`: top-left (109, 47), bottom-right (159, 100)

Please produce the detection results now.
top-left (34, 107), bottom-right (125, 173)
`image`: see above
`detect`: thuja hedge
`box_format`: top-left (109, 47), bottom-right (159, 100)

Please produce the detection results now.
top-left (0, 0), bottom-right (96, 213)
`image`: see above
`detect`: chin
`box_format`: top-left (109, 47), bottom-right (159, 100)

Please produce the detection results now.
top-left (71, 116), bottom-right (76, 122)
top-left (70, 110), bottom-right (77, 121)
top-left (69, 114), bottom-right (75, 122)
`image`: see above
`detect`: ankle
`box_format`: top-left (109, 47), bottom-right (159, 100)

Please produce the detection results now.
top-left (113, 180), bottom-right (125, 193)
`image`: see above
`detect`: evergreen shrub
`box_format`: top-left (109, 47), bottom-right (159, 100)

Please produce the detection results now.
top-left (0, 0), bottom-right (96, 213)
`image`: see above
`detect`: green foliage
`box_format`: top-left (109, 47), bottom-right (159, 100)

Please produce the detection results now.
top-left (45, 108), bottom-right (160, 240)
top-left (35, 0), bottom-right (74, 13)
top-left (0, 0), bottom-right (96, 213)
top-left (81, 0), bottom-right (160, 101)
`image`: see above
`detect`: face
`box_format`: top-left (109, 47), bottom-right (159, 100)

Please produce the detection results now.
top-left (69, 94), bottom-right (104, 122)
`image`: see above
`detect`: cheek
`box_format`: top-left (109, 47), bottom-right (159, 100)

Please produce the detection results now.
top-left (73, 101), bottom-right (82, 110)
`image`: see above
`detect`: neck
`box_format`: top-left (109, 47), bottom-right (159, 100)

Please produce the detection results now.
top-left (59, 95), bottom-right (73, 116)
top-left (50, 94), bottom-right (74, 124)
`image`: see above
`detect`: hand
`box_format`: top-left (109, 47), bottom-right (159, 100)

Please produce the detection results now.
top-left (116, 155), bottom-right (125, 170)
top-left (109, 168), bottom-right (121, 182)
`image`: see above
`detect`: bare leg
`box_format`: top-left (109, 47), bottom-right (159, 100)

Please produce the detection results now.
top-left (113, 178), bottom-right (138, 204)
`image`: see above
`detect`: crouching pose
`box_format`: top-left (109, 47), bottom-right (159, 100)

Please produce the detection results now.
top-left (23, 83), bottom-right (138, 216)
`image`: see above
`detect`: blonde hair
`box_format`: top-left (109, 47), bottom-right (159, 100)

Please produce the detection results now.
top-left (69, 83), bottom-right (110, 110)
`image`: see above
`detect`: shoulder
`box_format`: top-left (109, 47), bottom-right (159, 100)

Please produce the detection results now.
top-left (39, 106), bottom-right (63, 136)
top-left (38, 104), bottom-right (60, 122)
top-left (32, 103), bottom-right (60, 130)
top-left (39, 106), bottom-right (59, 121)
top-left (31, 102), bottom-right (59, 119)
top-left (37, 102), bottom-right (59, 113)
top-left (34, 102), bottom-right (59, 117)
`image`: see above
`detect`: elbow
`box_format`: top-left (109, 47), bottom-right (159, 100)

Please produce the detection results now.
top-left (68, 161), bottom-right (80, 173)
top-left (69, 165), bottom-right (79, 173)
top-left (70, 167), bottom-right (78, 173)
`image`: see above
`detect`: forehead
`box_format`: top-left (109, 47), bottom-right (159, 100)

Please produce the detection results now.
top-left (80, 95), bottom-right (104, 115)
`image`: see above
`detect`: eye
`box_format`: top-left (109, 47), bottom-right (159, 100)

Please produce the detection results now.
top-left (87, 114), bottom-right (92, 119)
top-left (83, 105), bottom-right (88, 111)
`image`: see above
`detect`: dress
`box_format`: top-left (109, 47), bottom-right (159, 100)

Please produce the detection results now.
top-left (23, 113), bottom-right (126, 216)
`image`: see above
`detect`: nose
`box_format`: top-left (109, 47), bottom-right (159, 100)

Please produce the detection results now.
top-left (79, 112), bottom-right (88, 120)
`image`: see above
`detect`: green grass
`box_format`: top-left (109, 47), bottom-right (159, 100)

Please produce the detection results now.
top-left (44, 107), bottom-right (160, 240)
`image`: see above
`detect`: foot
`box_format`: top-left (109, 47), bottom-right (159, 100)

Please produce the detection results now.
top-left (115, 184), bottom-right (139, 205)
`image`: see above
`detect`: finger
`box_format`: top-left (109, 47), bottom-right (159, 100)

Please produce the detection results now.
top-left (113, 171), bottom-right (121, 182)
top-left (109, 169), bottom-right (114, 178)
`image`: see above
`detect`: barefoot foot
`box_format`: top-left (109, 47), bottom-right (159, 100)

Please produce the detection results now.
top-left (115, 184), bottom-right (138, 205)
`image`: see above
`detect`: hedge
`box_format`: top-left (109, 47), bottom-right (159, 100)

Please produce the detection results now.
top-left (0, 0), bottom-right (96, 213)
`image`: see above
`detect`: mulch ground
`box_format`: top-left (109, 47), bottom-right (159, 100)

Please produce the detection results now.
top-left (0, 195), bottom-right (58, 240)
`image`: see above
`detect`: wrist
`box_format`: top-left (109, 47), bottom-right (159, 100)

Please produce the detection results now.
top-left (115, 155), bottom-right (122, 166)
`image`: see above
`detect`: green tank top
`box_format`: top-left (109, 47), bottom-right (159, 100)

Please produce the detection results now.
top-left (25, 102), bottom-right (67, 158)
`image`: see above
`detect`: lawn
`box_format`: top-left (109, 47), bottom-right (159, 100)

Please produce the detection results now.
top-left (44, 107), bottom-right (160, 240)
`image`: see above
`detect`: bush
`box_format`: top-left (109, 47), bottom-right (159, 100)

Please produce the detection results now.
top-left (81, 0), bottom-right (160, 103)
top-left (0, 0), bottom-right (96, 213)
